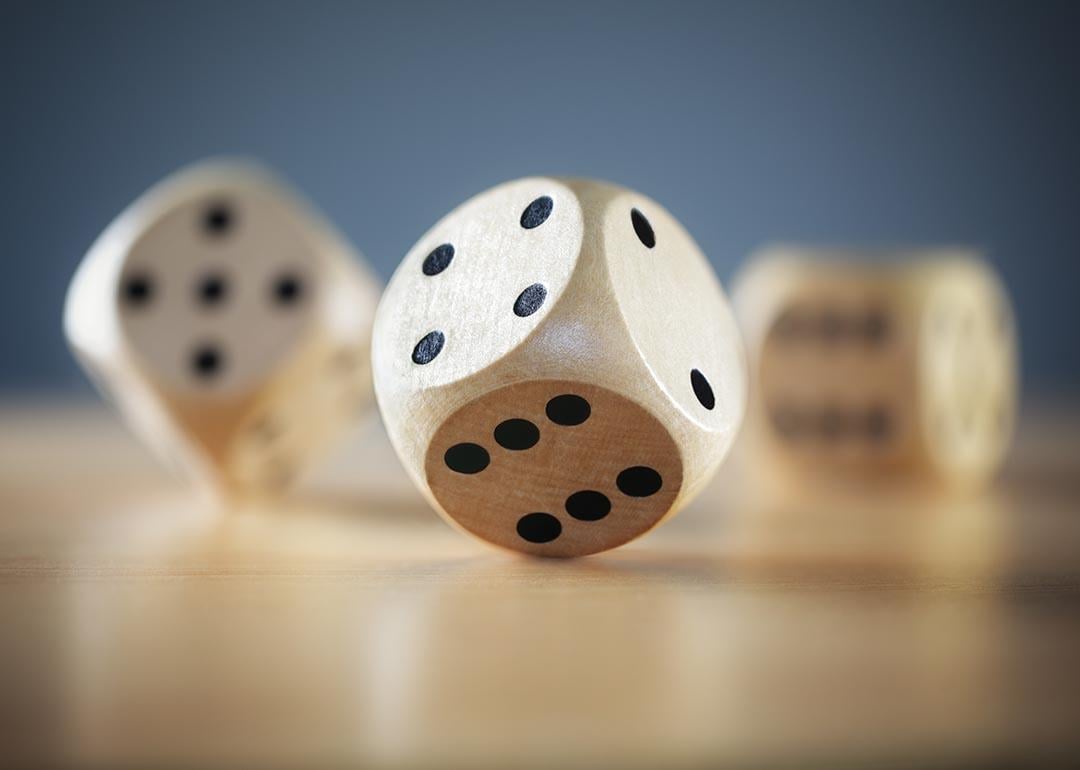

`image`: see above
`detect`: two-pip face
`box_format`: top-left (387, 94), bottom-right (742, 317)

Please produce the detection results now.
top-left (373, 177), bottom-right (746, 557)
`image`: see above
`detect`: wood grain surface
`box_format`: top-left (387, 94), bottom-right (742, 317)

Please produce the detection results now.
top-left (1, 400), bottom-right (1079, 768)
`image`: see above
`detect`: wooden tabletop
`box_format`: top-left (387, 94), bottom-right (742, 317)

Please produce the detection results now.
top-left (2, 401), bottom-right (1079, 768)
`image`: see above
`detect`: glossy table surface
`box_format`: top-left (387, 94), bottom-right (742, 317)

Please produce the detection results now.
top-left (1, 401), bottom-right (1079, 768)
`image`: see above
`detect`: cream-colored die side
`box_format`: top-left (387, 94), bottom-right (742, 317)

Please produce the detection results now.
top-left (913, 259), bottom-right (1017, 482)
top-left (372, 177), bottom-right (745, 556)
top-left (597, 183), bottom-right (746, 500)
top-left (732, 247), bottom-right (1017, 487)
top-left (225, 251), bottom-right (377, 492)
top-left (226, 338), bottom-right (374, 491)
top-left (64, 160), bottom-right (381, 499)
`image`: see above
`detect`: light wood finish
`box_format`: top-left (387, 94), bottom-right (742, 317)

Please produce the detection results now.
top-left (2, 401), bottom-right (1079, 768)
top-left (424, 380), bottom-right (682, 557)
top-left (64, 160), bottom-right (382, 499)
top-left (732, 248), bottom-right (1017, 487)
top-left (373, 178), bottom-right (745, 556)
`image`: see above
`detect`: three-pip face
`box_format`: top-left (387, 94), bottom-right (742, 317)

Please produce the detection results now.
top-left (373, 177), bottom-right (746, 557)
top-left (65, 161), bottom-right (381, 496)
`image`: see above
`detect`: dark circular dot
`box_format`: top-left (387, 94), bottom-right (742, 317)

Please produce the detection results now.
top-left (820, 407), bottom-right (847, 439)
top-left (272, 273), bottom-right (304, 307)
top-left (520, 196), bottom-right (554, 229)
top-left (631, 208), bottom-right (656, 248)
top-left (772, 407), bottom-right (805, 438)
top-left (516, 512), bottom-right (562, 543)
top-left (864, 405), bottom-right (892, 441)
top-left (820, 311), bottom-right (848, 342)
top-left (190, 343), bottom-right (225, 381)
top-left (203, 202), bottom-right (234, 236)
top-left (444, 442), bottom-right (490, 474)
top-left (690, 369), bottom-right (715, 410)
top-left (545, 394), bottom-right (591, 426)
top-left (122, 273), bottom-right (154, 307)
top-left (411, 330), bottom-right (445, 364)
top-left (863, 309), bottom-right (890, 345)
top-left (513, 283), bottom-right (547, 317)
top-left (422, 243), bottom-right (455, 276)
top-left (616, 466), bottom-right (663, 497)
top-left (772, 308), bottom-right (805, 339)
top-left (565, 490), bottom-right (611, 522)
top-left (493, 418), bottom-right (540, 450)
top-left (196, 273), bottom-right (228, 307)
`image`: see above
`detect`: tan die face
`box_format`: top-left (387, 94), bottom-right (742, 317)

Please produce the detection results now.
top-left (375, 178), bottom-right (582, 390)
top-left (920, 280), bottom-right (1016, 471)
top-left (117, 185), bottom-right (321, 398)
top-left (758, 283), bottom-right (913, 462)
top-left (424, 380), bottom-right (683, 558)
top-left (601, 192), bottom-right (744, 432)
top-left (228, 343), bottom-right (373, 490)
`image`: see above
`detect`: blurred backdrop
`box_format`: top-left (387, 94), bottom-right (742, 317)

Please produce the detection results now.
top-left (2, 0), bottom-right (1078, 393)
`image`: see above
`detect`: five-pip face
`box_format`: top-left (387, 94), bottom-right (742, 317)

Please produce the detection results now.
top-left (117, 184), bottom-right (322, 397)
top-left (65, 161), bottom-right (381, 496)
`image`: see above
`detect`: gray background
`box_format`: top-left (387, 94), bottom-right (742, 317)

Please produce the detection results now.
top-left (3, 0), bottom-right (1078, 393)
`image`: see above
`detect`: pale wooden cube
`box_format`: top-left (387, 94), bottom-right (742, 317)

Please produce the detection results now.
top-left (732, 247), bottom-right (1018, 486)
top-left (372, 177), bottom-right (746, 557)
top-left (64, 160), bottom-right (381, 498)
